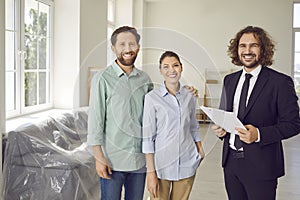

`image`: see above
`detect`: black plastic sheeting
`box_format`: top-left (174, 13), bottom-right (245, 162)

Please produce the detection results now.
top-left (0, 108), bottom-right (99, 200)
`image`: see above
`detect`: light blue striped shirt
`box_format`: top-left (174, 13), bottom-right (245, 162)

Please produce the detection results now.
top-left (88, 61), bottom-right (153, 171)
top-left (142, 83), bottom-right (201, 180)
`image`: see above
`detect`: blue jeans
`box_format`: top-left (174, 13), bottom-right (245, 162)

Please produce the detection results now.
top-left (100, 168), bottom-right (146, 200)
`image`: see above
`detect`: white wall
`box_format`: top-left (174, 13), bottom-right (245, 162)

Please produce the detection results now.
top-left (133, 0), bottom-right (146, 69)
top-left (133, 0), bottom-right (145, 28)
top-left (0, 0), bottom-right (5, 172)
top-left (79, 0), bottom-right (107, 106)
top-left (143, 0), bottom-right (294, 95)
top-left (54, 0), bottom-right (107, 108)
top-left (115, 0), bottom-right (133, 27)
top-left (53, 0), bottom-right (80, 109)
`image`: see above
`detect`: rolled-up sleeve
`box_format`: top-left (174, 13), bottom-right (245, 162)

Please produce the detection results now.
top-left (87, 72), bottom-right (106, 146)
top-left (142, 94), bottom-right (157, 153)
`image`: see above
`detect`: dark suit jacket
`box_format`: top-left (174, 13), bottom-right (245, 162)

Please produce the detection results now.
top-left (219, 66), bottom-right (300, 180)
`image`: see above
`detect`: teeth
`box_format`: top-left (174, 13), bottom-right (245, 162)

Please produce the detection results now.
top-left (168, 74), bottom-right (177, 78)
top-left (123, 54), bottom-right (132, 58)
top-left (243, 54), bottom-right (255, 59)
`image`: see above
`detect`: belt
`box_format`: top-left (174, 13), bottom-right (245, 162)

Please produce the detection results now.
top-left (229, 148), bottom-right (244, 159)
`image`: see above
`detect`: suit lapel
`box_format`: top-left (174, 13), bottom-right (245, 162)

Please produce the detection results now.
top-left (226, 70), bottom-right (242, 112)
top-left (243, 66), bottom-right (269, 118)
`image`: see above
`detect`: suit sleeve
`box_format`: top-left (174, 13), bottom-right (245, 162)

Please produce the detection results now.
top-left (210, 76), bottom-right (229, 141)
top-left (259, 76), bottom-right (300, 145)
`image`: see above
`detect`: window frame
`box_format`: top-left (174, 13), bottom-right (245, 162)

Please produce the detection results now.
top-left (292, 28), bottom-right (300, 95)
top-left (107, 0), bottom-right (116, 65)
top-left (293, 2), bottom-right (300, 96)
top-left (5, 0), bottom-right (54, 119)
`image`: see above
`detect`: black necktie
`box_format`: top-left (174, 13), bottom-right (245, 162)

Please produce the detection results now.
top-left (235, 73), bottom-right (252, 150)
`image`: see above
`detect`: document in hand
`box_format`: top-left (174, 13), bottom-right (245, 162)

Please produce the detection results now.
top-left (200, 105), bottom-right (246, 134)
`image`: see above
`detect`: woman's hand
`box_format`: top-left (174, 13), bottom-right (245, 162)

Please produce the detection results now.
top-left (196, 141), bottom-right (205, 165)
top-left (147, 171), bottom-right (159, 198)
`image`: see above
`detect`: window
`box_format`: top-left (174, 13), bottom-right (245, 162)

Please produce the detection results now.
top-left (107, 0), bottom-right (116, 65)
top-left (293, 3), bottom-right (300, 95)
top-left (5, 0), bottom-right (53, 118)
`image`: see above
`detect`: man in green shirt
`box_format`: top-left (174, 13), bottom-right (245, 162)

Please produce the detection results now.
top-left (87, 26), bottom-right (153, 200)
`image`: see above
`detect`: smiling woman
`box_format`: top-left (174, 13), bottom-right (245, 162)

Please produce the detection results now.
top-left (143, 50), bottom-right (205, 200)
top-left (159, 51), bottom-right (183, 95)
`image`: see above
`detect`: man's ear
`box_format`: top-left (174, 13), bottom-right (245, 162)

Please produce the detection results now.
top-left (111, 45), bottom-right (116, 53)
top-left (136, 44), bottom-right (140, 53)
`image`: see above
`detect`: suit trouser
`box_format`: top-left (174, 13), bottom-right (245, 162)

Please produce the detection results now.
top-left (150, 175), bottom-right (195, 200)
top-left (224, 149), bottom-right (278, 200)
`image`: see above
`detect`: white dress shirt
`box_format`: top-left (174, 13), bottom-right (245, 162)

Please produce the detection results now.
top-left (229, 65), bottom-right (262, 150)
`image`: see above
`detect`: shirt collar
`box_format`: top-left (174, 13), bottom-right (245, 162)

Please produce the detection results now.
top-left (159, 82), bottom-right (183, 97)
top-left (242, 65), bottom-right (262, 78)
top-left (112, 60), bottom-right (139, 77)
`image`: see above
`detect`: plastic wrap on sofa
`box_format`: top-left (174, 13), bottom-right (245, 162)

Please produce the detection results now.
top-left (0, 107), bottom-right (99, 200)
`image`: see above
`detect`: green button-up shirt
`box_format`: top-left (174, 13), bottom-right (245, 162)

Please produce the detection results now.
top-left (87, 61), bottom-right (153, 171)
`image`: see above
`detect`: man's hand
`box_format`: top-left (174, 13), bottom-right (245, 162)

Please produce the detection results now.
top-left (147, 171), bottom-right (159, 198)
top-left (184, 85), bottom-right (198, 97)
top-left (92, 146), bottom-right (112, 179)
top-left (211, 124), bottom-right (226, 137)
top-left (235, 124), bottom-right (258, 144)
top-left (95, 156), bottom-right (112, 179)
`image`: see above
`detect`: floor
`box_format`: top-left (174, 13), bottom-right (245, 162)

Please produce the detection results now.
top-left (143, 123), bottom-right (300, 200)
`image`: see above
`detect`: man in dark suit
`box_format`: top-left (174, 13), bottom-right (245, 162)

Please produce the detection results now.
top-left (212, 26), bottom-right (300, 200)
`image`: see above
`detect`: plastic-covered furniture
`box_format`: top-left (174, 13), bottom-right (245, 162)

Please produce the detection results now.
top-left (0, 108), bottom-right (99, 200)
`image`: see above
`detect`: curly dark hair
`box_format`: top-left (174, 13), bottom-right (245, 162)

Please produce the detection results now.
top-left (110, 26), bottom-right (141, 46)
top-left (227, 26), bottom-right (275, 66)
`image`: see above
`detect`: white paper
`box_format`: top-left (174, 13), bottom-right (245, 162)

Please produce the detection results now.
top-left (200, 105), bottom-right (246, 134)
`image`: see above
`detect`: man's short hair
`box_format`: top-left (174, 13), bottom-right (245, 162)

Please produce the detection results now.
top-left (111, 26), bottom-right (141, 46)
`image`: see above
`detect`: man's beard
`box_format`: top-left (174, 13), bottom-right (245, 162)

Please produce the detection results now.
top-left (244, 60), bottom-right (260, 69)
top-left (117, 52), bottom-right (137, 66)
top-left (240, 54), bottom-right (260, 69)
